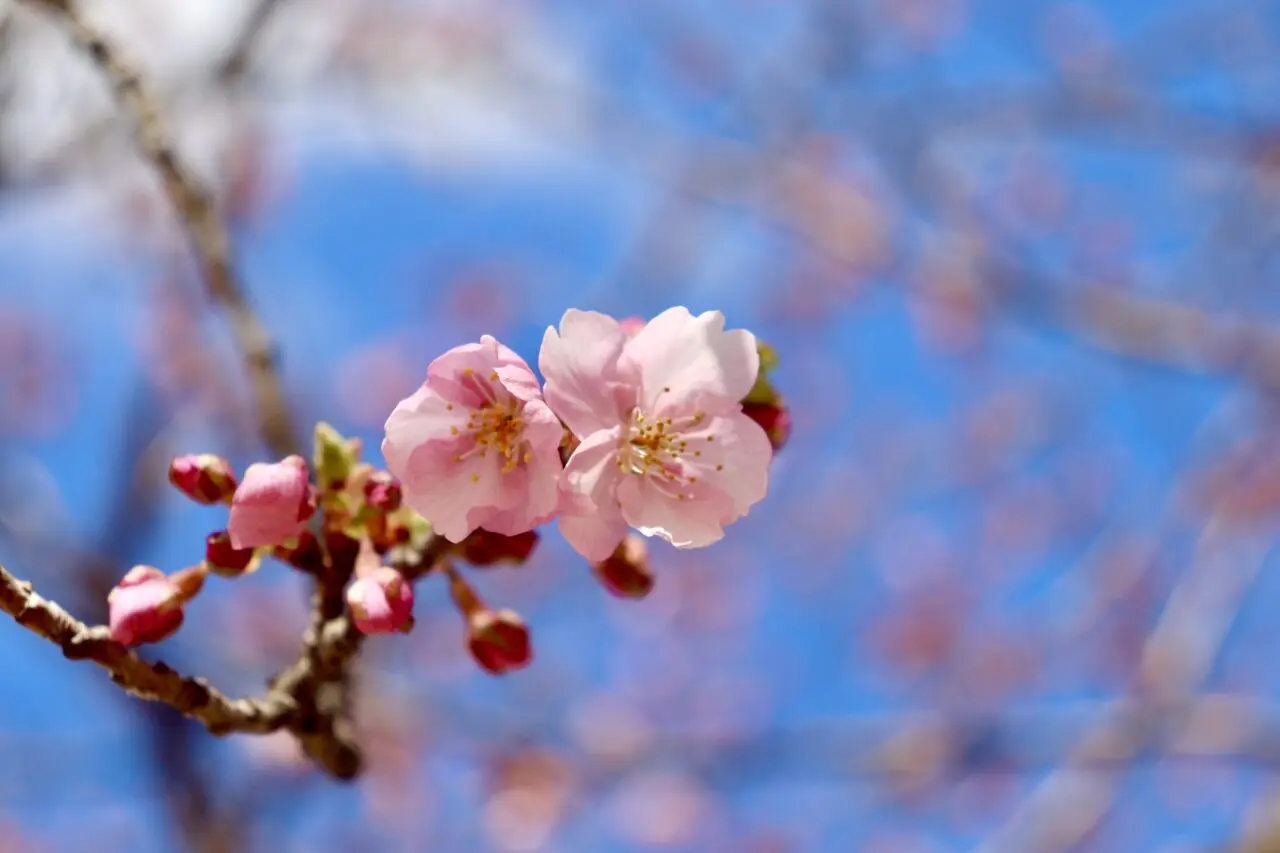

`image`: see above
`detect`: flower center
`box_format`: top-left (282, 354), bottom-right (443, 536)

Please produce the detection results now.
top-left (453, 370), bottom-right (532, 476)
top-left (617, 407), bottom-right (710, 498)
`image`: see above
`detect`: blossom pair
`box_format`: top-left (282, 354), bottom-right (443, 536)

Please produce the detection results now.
top-left (382, 307), bottom-right (772, 562)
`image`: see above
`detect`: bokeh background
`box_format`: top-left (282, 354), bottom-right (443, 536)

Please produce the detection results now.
top-left (1, 0), bottom-right (1280, 850)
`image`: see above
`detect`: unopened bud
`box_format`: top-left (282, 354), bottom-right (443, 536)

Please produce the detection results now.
top-left (107, 564), bottom-right (202, 646)
top-left (228, 455), bottom-right (317, 548)
top-left (467, 609), bottom-right (532, 675)
top-left (168, 454), bottom-right (238, 505)
top-left (459, 528), bottom-right (539, 567)
top-left (362, 471), bottom-right (402, 513)
top-left (346, 567), bottom-right (415, 634)
top-left (593, 535), bottom-right (654, 599)
top-left (273, 530), bottom-right (324, 574)
top-left (313, 421), bottom-right (362, 492)
top-left (742, 399), bottom-right (791, 452)
top-left (204, 530), bottom-right (260, 577)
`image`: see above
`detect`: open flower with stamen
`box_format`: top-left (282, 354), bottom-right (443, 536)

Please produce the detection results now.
top-left (540, 307), bottom-right (772, 561)
top-left (382, 335), bottom-right (563, 542)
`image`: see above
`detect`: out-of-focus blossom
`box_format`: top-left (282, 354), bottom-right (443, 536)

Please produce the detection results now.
top-left (383, 335), bottom-right (563, 542)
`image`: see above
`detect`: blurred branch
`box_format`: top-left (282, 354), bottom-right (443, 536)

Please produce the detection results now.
top-left (22, 0), bottom-right (298, 458)
top-left (979, 509), bottom-right (1274, 852)
top-left (215, 0), bottom-right (288, 85)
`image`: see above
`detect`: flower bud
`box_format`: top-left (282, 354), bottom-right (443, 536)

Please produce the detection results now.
top-left (228, 455), bottom-right (316, 549)
top-left (168, 454), bottom-right (237, 505)
top-left (467, 609), bottom-right (532, 675)
top-left (204, 530), bottom-right (260, 577)
top-left (592, 535), bottom-right (654, 599)
top-left (742, 399), bottom-right (791, 452)
top-left (107, 564), bottom-right (203, 646)
top-left (346, 566), bottom-right (415, 634)
top-left (459, 528), bottom-right (539, 567)
top-left (313, 421), bottom-right (362, 492)
top-left (362, 471), bottom-right (402, 513)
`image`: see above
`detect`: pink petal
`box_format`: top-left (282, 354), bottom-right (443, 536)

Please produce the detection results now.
top-left (676, 411), bottom-right (773, 523)
top-left (557, 427), bottom-right (628, 560)
top-left (539, 309), bottom-right (634, 437)
top-left (560, 511), bottom-right (629, 563)
top-left (622, 306), bottom-right (758, 415)
top-left (382, 385), bottom-right (471, 475)
top-left (427, 335), bottom-right (528, 407)
top-left (616, 475), bottom-right (734, 549)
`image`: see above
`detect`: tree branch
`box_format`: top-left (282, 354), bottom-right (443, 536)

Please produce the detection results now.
top-left (23, 0), bottom-right (298, 458)
top-left (0, 561), bottom-right (292, 733)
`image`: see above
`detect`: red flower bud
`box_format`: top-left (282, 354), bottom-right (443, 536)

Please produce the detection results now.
top-left (362, 471), bottom-right (402, 513)
top-left (204, 530), bottom-right (260, 577)
top-left (273, 530), bottom-right (324, 573)
top-left (467, 609), bottom-right (532, 675)
top-left (593, 535), bottom-right (654, 599)
top-left (228, 455), bottom-right (316, 548)
top-left (459, 528), bottom-right (539, 567)
top-left (107, 565), bottom-right (203, 646)
top-left (741, 399), bottom-right (791, 452)
top-left (168, 454), bottom-right (238, 505)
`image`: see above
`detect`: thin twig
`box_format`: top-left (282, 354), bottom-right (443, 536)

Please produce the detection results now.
top-left (24, 0), bottom-right (298, 458)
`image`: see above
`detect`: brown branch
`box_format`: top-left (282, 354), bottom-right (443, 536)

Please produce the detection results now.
top-left (0, 531), bottom-right (448, 779)
top-left (23, 0), bottom-right (298, 458)
top-left (215, 0), bottom-right (288, 85)
top-left (0, 561), bottom-right (293, 733)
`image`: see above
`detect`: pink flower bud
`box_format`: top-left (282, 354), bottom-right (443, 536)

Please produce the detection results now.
top-left (459, 528), bottom-right (540, 567)
top-left (227, 455), bottom-right (316, 549)
top-left (467, 609), bottom-right (532, 675)
top-left (362, 471), bottom-right (402, 513)
top-left (741, 399), bottom-right (791, 452)
top-left (346, 567), bottom-right (414, 634)
top-left (107, 565), bottom-right (204, 646)
top-left (204, 530), bottom-right (260, 577)
top-left (168, 454), bottom-right (238, 505)
top-left (592, 535), bottom-right (654, 599)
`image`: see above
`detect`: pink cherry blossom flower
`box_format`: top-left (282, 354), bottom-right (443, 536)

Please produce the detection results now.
top-left (540, 307), bottom-right (772, 561)
top-left (228, 455), bottom-right (317, 549)
top-left (382, 335), bottom-right (563, 542)
top-left (108, 565), bottom-right (188, 646)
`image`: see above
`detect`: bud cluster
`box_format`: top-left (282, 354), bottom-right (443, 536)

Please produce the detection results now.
top-left (111, 307), bottom-right (789, 682)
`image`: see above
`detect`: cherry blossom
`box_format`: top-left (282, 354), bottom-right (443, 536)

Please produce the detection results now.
top-left (382, 335), bottom-right (563, 542)
top-left (540, 307), bottom-right (772, 561)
